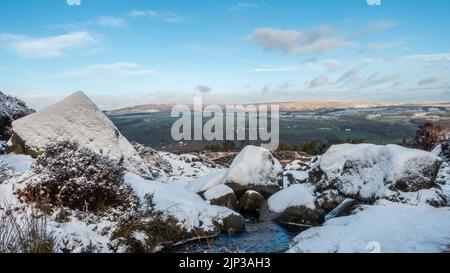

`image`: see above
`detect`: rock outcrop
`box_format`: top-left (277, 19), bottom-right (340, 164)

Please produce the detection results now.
top-left (10, 91), bottom-right (151, 177)
top-left (203, 184), bottom-right (238, 210)
top-left (0, 91), bottom-right (34, 142)
top-left (224, 145), bottom-right (283, 198)
top-left (238, 190), bottom-right (265, 213)
top-left (310, 144), bottom-right (442, 203)
top-left (268, 184), bottom-right (325, 226)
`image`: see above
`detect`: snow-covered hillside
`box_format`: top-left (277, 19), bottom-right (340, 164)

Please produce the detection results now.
top-left (1, 90), bottom-right (450, 253)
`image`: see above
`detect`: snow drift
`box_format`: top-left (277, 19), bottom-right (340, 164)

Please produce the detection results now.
top-left (287, 202), bottom-right (450, 253)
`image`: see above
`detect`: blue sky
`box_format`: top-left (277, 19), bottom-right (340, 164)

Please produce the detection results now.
top-left (0, 0), bottom-right (449, 109)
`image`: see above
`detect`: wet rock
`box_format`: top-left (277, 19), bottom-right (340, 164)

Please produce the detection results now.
top-left (224, 146), bottom-right (283, 199)
top-left (221, 214), bottom-right (245, 234)
top-left (238, 190), bottom-right (265, 213)
top-left (275, 205), bottom-right (325, 227)
top-left (204, 184), bottom-right (237, 210)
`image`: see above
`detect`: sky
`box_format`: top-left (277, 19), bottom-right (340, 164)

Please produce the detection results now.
top-left (0, 0), bottom-right (449, 110)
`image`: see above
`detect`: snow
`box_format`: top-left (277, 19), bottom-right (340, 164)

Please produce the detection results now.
top-left (284, 170), bottom-right (309, 187)
top-left (287, 202), bottom-right (450, 253)
top-left (124, 172), bottom-right (237, 231)
top-left (203, 184), bottom-right (234, 200)
top-left (185, 169), bottom-right (228, 193)
top-left (132, 230), bottom-right (149, 244)
top-left (0, 154), bottom-right (33, 173)
top-left (11, 91), bottom-right (150, 177)
top-left (49, 214), bottom-right (115, 253)
top-left (267, 184), bottom-right (316, 213)
top-left (288, 171), bottom-right (309, 182)
top-left (318, 144), bottom-right (441, 200)
top-left (224, 145), bottom-right (283, 186)
top-left (0, 91), bottom-right (34, 121)
top-left (140, 147), bottom-right (215, 182)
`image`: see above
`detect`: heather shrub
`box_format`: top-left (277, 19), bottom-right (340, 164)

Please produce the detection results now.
top-left (18, 140), bottom-right (138, 214)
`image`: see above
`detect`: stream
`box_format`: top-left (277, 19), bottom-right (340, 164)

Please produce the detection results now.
top-left (163, 203), bottom-right (306, 253)
top-left (163, 198), bottom-right (355, 253)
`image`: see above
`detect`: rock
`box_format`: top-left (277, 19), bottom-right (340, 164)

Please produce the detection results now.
top-left (267, 184), bottom-right (317, 213)
top-left (10, 91), bottom-right (151, 178)
top-left (125, 172), bottom-right (243, 235)
top-left (312, 144), bottom-right (442, 202)
top-left (268, 184), bottom-right (325, 226)
top-left (408, 123), bottom-right (449, 151)
top-left (0, 91), bottom-right (34, 141)
top-left (238, 190), bottom-right (265, 213)
top-left (203, 184), bottom-right (237, 210)
top-left (221, 214), bottom-right (245, 234)
top-left (316, 190), bottom-right (347, 213)
top-left (185, 169), bottom-right (229, 193)
top-left (224, 145), bottom-right (283, 198)
top-left (275, 205), bottom-right (325, 227)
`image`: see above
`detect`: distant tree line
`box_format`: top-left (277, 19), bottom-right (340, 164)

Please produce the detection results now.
top-left (204, 138), bottom-right (368, 155)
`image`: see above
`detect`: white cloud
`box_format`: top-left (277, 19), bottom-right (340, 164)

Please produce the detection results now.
top-left (252, 59), bottom-right (342, 73)
top-left (46, 16), bottom-right (126, 29)
top-left (366, 41), bottom-right (404, 50)
top-left (309, 75), bottom-right (329, 88)
top-left (195, 85), bottom-right (213, 93)
top-left (0, 31), bottom-right (96, 59)
top-left (357, 73), bottom-right (402, 89)
top-left (96, 16), bottom-right (126, 28)
top-left (67, 0), bottom-right (81, 6)
top-left (62, 63), bottom-right (155, 77)
top-left (418, 76), bottom-right (446, 86)
top-left (252, 64), bottom-right (302, 73)
top-left (403, 53), bottom-right (450, 63)
top-left (129, 10), bottom-right (185, 23)
top-left (228, 2), bottom-right (258, 11)
top-left (357, 20), bottom-right (397, 36)
top-left (337, 68), bottom-right (360, 83)
top-left (247, 27), bottom-right (347, 55)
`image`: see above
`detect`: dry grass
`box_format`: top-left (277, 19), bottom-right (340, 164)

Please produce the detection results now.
top-left (0, 205), bottom-right (55, 253)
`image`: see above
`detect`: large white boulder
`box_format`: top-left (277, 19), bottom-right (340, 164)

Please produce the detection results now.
top-left (224, 145), bottom-right (283, 198)
top-left (268, 184), bottom-right (324, 226)
top-left (287, 202), bottom-right (450, 253)
top-left (311, 144), bottom-right (442, 202)
top-left (10, 91), bottom-right (150, 177)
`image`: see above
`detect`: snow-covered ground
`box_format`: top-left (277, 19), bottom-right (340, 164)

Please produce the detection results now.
top-left (287, 202), bottom-right (450, 253)
top-left (125, 172), bottom-right (237, 232)
top-left (0, 152), bottom-right (237, 253)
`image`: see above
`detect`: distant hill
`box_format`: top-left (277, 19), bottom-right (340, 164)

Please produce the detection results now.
top-left (107, 101), bottom-right (450, 116)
